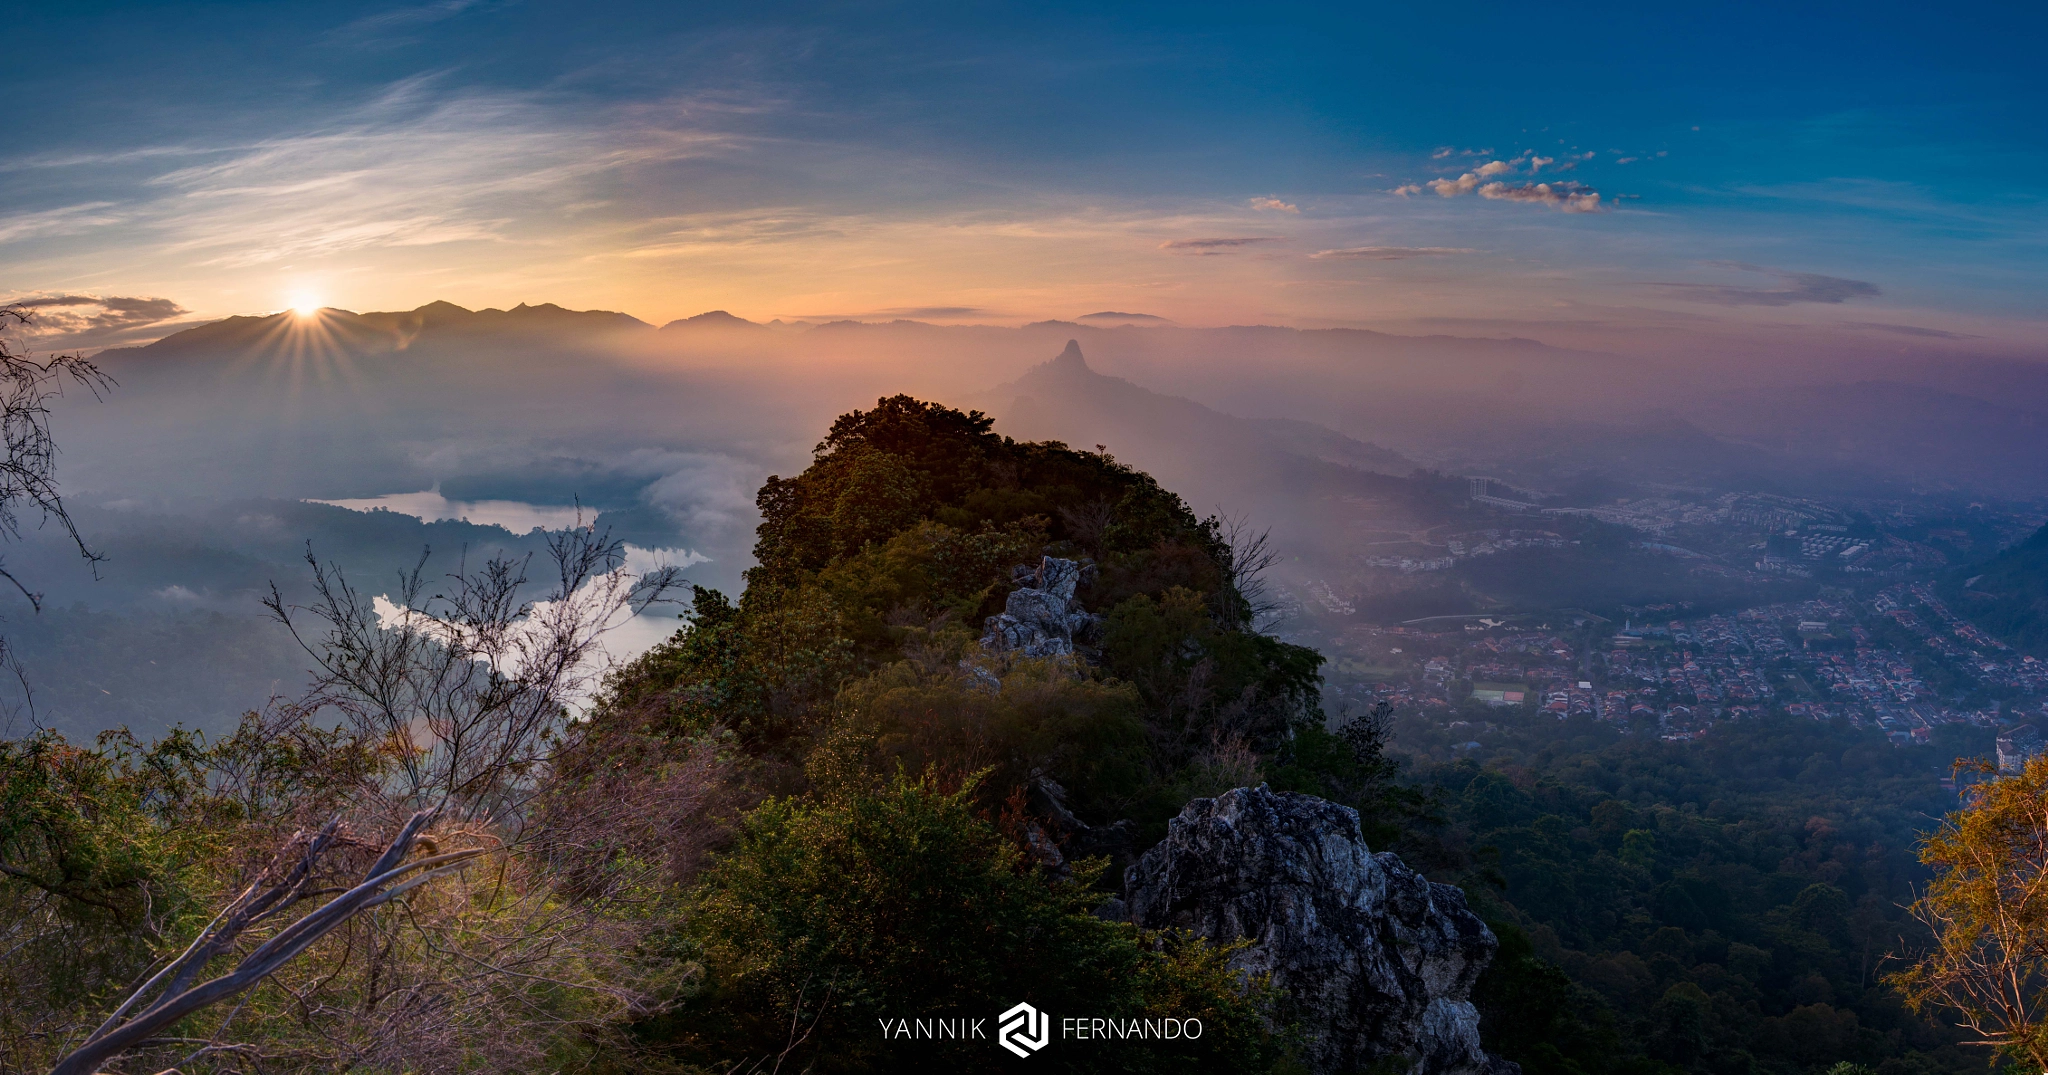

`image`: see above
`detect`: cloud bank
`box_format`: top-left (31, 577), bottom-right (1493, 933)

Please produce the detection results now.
top-left (2, 293), bottom-right (192, 349)
top-left (1653, 265), bottom-right (1880, 306)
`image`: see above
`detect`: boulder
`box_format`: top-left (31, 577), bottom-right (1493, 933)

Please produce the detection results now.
top-left (980, 556), bottom-right (1098, 658)
top-left (1124, 785), bottom-right (1516, 1075)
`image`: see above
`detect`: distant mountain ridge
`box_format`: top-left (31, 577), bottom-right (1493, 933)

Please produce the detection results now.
top-left (99, 301), bottom-right (654, 360)
top-left (89, 299), bottom-right (2048, 500)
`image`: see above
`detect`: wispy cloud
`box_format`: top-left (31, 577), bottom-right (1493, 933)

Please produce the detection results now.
top-left (1308, 246), bottom-right (1474, 260)
top-left (1159, 236), bottom-right (1283, 253)
top-left (1651, 264), bottom-right (1879, 306)
top-left (328, 0), bottom-right (497, 43)
top-left (1843, 321), bottom-right (1978, 339)
top-left (120, 83), bottom-right (751, 268)
top-left (875, 305), bottom-right (988, 318)
top-left (1248, 197), bottom-right (1298, 213)
top-left (0, 202), bottom-right (124, 244)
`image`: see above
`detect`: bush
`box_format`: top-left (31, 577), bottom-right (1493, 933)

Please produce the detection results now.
top-left (662, 773), bottom-right (1284, 1073)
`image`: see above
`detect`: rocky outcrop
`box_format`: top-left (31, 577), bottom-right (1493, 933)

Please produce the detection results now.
top-left (1124, 786), bottom-right (1515, 1075)
top-left (980, 556), bottom-right (1098, 658)
top-left (1015, 777), bottom-right (1138, 881)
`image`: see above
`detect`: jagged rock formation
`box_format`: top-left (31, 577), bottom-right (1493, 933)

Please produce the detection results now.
top-left (979, 556), bottom-right (1098, 658)
top-left (1016, 777), bottom-right (1138, 881)
top-left (1123, 786), bottom-right (1515, 1075)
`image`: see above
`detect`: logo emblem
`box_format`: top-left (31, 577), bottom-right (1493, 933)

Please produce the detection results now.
top-left (998, 1001), bottom-right (1050, 1057)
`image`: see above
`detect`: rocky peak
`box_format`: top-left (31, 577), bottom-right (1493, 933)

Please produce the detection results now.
top-left (1048, 338), bottom-right (1091, 373)
top-left (979, 556), bottom-right (1098, 658)
top-left (1122, 785), bottom-right (1517, 1075)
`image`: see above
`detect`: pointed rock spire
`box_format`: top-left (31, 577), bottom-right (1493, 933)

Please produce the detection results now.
top-left (1051, 339), bottom-right (1089, 371)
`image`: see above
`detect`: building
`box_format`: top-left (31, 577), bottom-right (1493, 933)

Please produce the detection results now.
top-left (1470, 682), bottom-right (1529, 706)
top-left (1997, 724), bottom-right (2044, 775)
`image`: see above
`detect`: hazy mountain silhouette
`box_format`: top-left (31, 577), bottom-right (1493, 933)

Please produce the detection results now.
top-left (970, 340), bottom-right (1441, 563)
top-left (658, 310), bottom-right (770, 334)
top-left (979, 340), bottom-right (1414, 480)
top-left (82, 300), bottom-right (2048, 502)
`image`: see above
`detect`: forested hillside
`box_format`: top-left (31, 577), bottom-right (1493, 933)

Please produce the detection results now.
top-left (1949, 523), bottom-right (2048, 654)
top-left (598, 394), bottom-right (1325, 837)
top-left (1387, 711), bottom-right (1987, 1075)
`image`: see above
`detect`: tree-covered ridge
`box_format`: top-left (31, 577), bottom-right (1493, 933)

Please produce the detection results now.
top-left (601, 394), bottom-right (1324, 831)
top-left (1400, 710), bottom-right (1990, 1075)
top-left (1949, 523), bottom-right (2048, 655)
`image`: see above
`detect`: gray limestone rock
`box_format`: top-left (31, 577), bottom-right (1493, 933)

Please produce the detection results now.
top-left (1124, 785), bottom-right (1517, 1075)
top-left (980, 556), bottom-right (1098, 658)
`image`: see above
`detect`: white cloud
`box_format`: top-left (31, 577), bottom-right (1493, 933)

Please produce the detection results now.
top-left (1474, 160), bottom-right (1515, 177)
top-left (637, 451), bottom-right (761, 537)
top-left (1249, 197), bottom-right (1299, 213)
top-left (1426, 173), bottom-right (1482, 197)
top-left (1477, 181), bottom-right (1603, 212)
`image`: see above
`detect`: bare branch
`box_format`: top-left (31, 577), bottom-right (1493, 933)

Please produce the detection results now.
top-left (48, 808), bottom-right (479, 1075)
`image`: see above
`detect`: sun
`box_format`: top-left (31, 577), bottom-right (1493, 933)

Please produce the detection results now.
top-left (289, 294), bottom-right (322, 317)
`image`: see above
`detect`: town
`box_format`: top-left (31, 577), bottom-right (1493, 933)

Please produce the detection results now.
top-left (1289, 481), bottom-right (2048, 758)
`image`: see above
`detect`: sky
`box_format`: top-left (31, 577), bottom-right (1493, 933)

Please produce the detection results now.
top-left (3, 0), bottom-right (2045, 353)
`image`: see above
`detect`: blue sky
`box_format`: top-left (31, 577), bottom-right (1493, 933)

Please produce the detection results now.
top-left (3, 0), bottom-right (2043, 351)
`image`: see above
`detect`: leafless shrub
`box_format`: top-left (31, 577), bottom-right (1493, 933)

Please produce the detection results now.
top-left (0, 305), bottom-right (112, 612)
top-left (1338, 699), bottom-right (1396, 772)
top-left (1216, 514), bottom-right (1282, 632)
top-left (532, 703), bottom-right (738, 897)
top-left (1058, 498), bottom-right (1115, 554)
top-left (266, 524), bottom-right (685, 819)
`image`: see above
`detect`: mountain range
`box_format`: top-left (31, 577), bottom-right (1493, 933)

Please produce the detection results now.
top-left (92, 300), bottom-right (2048, 502)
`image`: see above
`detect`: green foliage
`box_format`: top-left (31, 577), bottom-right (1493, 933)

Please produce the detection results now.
top-left (0, 714), bottom-right (369, 924)
top-left (1395, 711), bottom-right (1985, 1075)
top-left (0, 728), bottom-right (216, 922)
top-left (747, 395), bottom-right (1219, 591)
top-left (1943, 522), bottom-right (2048, 655)
top-left (810, 646), bottom-right (1151, 820)
top-left (0, 711), bottom-right (379, 1068)
top-left (1101, 587), bottom-right (1324, 758)
top-left (598, 395), bottom-right (1323, 835)
top-left (1473, 920), bottom-right (1629, 1075)
top-left (664, 773), bottom-right (1285, 1073)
